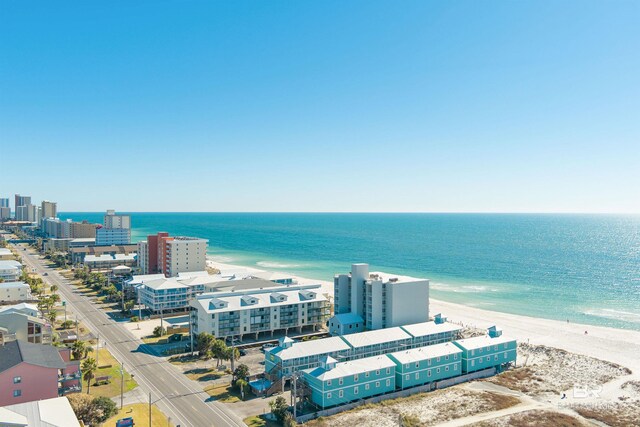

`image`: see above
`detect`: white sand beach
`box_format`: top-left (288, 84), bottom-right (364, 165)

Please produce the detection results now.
top-left (206, 257), bottom-right (640, 376)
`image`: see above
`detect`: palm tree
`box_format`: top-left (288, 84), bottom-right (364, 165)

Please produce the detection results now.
top-left (226, 346), bottom-right (240, 373)
top-left (72, 340), bottom-right (86, 360)
top-left (50, 284), bottom-right (58, 294)
top-left (47, 309), bottom-right (57, 325)
top-left (81, 357), bottom-right (97, 395)
top-left (236, 378), bottom-right (248, 400)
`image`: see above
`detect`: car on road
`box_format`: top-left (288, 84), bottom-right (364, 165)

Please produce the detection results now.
top-left (238, 349), bottom-right (247, 356)
top-left (43, 272), bottom-right (48, 276)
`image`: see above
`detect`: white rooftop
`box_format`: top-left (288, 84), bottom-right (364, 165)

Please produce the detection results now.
top-left (192, 284), bottom-right (326, 314)
top-left (84, 253), bottom-right (136, 262)
top-left (340, 326), bottom-right (412, 349)
top-left (455, 334), bottom-right (516, 350)
top-left (388, 342), bottom-right (462, 365)
top-left (331, 312), bottom-right (364, 324)
top-left (0, 248), bottom-right (12, 256)
top-left (0, 260), bottom-right (22, 268)
top-left (2, 396), bottom-right (81, 427)
top-left (0, 281), bottom-right (29, 289)
top-left (128, 274), bottom-right (166, 285)
top-left (142, 277), bottom-right (188, 290)
top-left (400, 320), bottom-right (462, 338)
top-left (304, 354), bottom-right (396, 381)
top-left (271, 336), bottom-right (351, 361)
top-left (0, 302), bottom-right (38, 314)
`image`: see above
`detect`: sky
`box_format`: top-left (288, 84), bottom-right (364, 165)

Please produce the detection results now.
top-left (1, 1), bottom-right (639, 213)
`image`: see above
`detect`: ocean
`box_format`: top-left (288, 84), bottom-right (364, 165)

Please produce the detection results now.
top-left (59, 213), bottom-right (640, 330)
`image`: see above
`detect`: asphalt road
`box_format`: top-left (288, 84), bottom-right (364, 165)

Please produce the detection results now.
top-left (15, 244), bottom-right (245, 427)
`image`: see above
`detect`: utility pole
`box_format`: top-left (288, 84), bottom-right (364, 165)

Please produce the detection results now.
top-left (96, 333), bottom-right (100, 367)
top-left (120, 362), bottom-right (124, 409)
top-left (63, 300), bottom-right (67, 323)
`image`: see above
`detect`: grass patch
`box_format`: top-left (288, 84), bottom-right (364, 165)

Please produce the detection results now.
top-left (101, 403), bottom-right (173, 427)
top-left (168, 354), bottom-right (201, 365)
top-left (243, 415), bottom-right (280, 427)
top-left (184, 367), bottom-right (225, 382)
top-left (574, 403), bottom-right (640, 427)
top-left (472, 410), bottom-right (587, 427)
top-left (86, 348), bottom-right (138, 398)
top-left (204, 383), bottom-right (241, 403)
top-left (142, 335), bottom-right (169, 344)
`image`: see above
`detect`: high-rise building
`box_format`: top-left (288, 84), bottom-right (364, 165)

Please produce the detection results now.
top-left (0, 207), bottom-right (10, 221)
top-left (95, 210), bottom-right (131, 246)
top-left (329, 263), bottom-right (429, 335)
top-left (14, 195), bottom-right (31, 210)
top-left (41, 201), bottom-right (57, 221)
top-left (137, 241), bottom-right (149, 274)
top-left (15, 206), bottom-right (29, 221)
top-left (0, 198), bottom-right (9, 208)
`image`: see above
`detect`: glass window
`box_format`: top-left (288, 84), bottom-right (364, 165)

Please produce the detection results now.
top-left (386, 379), bottom-right (390, 386)
top-left (365, 383), bottom-right (370, 390)
top-left (338, 378), bottom-right (343, 385)
top-left (437, 368), bottom-right (440, 373)
top-left (365, 372), bottom-right (370, 378)
top-left (415, 362), bottom-right (419, 368)
top-left (13, 377), bottom-right (21, 384)
top-left (327, 379), bottom-right (332, 386)
top-left (405, 374), bottom-right (410, 380)
top-left (327, 392), bottom-right (332, 399)
top-left (354, 374), bottom-right (359, 382)
top-left (375, 381), bottom-right (380, 387)
top-left (386, 368), bottom-right (390, 374)
top-left (415, 373), bottom-right (419, 379)
top-left (13, 390), bottom-right (21, 397)
top-left (354, 386), bottom-right (359, 395)
top-left (339, 390), bottom-right (344, 398)
top-left (427, 370), bottom-right (431, 377)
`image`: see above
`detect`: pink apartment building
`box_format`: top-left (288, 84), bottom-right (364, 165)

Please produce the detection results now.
top-left (0, 340), bottom-right (81, 406)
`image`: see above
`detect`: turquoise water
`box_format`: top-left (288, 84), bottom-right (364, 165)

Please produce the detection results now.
top-left (59, 213), bottom-right (640, 330)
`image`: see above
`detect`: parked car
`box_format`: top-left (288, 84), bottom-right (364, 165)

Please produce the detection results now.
top-left (238, 349), bottom-right (247, 356)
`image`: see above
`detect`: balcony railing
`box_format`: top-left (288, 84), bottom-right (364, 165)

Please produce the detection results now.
top-left (59, 371), bottom-right (82, 381)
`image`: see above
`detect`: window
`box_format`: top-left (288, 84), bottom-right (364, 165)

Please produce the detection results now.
top-left (365, 372), bottom-right (370, 378)
top-left (375, 381), bottom-right (380, 387)
top-left (495, 355), bottom-right (498, 361)
top-left (405, 374), bottom-right (410, 380)
top-left (445, 355), bottom-right (449, 360)
top-left (405, 363), bottom-right (410, 369)
top-left (338, 378), bottom-right (343, 385)
top-left (376, 370), bottom-right (380, 375)
top-left (445, 366), bottom-right (449, 371)
top-left (471, 359), bottom-right (475, 367)
top-left (13, 390), bottom-right (21, 397)
top-left (327, 380), bottom-right (332, 386)
top-left (415, 373), bottom-right (419, 380)
top-left (427, 359), bottom-right (431, 366)
top-left (486, 356), bottom-right (490, 362)
top-left (354, 374), bottom-right (359, 382)
top-left (354, 386), bottom-right (359, 395)
top-left (13, 377), bottom-right (21, 384)
top-left (386, 368), bottom-right (390, 374)
top-left (427, 370), bottom-right (431, 377)
top-left (504, 353), bottom-right (508, 359)
top-left (327, 392), bottom-right (332, 399)
top-left (415, 362), bottom-right (419, 368)
top-left (454, 354), bottom-right (458, 360)
top-left (365, 383), bottom-right (370, 390)
top-left (339, 390), bottom-right (344, 398)
top-left (386, 379), bottom-right (390, 386)
top-left (437, 368), bottom-right (441, 373)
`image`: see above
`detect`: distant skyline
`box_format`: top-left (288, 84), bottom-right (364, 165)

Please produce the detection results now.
top-left (1, 1), bottom-right (639, 213)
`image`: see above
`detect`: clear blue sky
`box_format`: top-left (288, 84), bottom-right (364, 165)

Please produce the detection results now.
top-left (1, 1), bottom-right (638, 213)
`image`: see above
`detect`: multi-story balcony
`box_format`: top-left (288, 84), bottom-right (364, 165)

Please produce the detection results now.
top-left (59, 385), bottom-right (82, 395)
top-left (58, 371), bottom-right (82, 381)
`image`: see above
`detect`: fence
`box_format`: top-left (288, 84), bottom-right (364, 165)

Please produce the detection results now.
top-left (295, 367), bottom-right (496, 423)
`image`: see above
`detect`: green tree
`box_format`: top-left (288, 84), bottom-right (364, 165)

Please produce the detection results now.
top-left (236, 378), bottom-right (248, 400)
top-left (92, 396), bottom-right (118, 422)
top-left (46, 309), bottom-right (58, 325)
top-left (283, 412), bottom-right (297, 427)
top-left (50, 284), bottom-right (58, 293)
top-left (269, 396), bottom-right (289, 423)
top-left (196, 332), bottom-right (215, 357)
top-left (211, 339), bottom-right (228, 367)
top-left (226, 346), bottom-right (240, 373)
top-left (72, 340), bottom-right (87, 360)
top-left (153, 326), bottom-right (166, 337)
top-left (233, 364), bottom-right (250, 383)
top-left (82, 357), bottom-right (98, 395)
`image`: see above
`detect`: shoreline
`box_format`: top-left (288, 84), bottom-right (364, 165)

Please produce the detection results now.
top-left (206, 256), bottom-right (640, 374)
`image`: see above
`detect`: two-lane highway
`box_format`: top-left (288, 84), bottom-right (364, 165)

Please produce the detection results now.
top-left (15, 244), bottom-right (245, 427)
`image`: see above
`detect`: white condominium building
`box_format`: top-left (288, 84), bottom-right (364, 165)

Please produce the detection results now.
top-left (190, 284), bottom-right (331, 340)
top-left (96, 210), bottom-right (131, 245)
top-left (330, 263), bottom-right (429, 335)
top-left (162, 237), bottom-right (207, 277)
